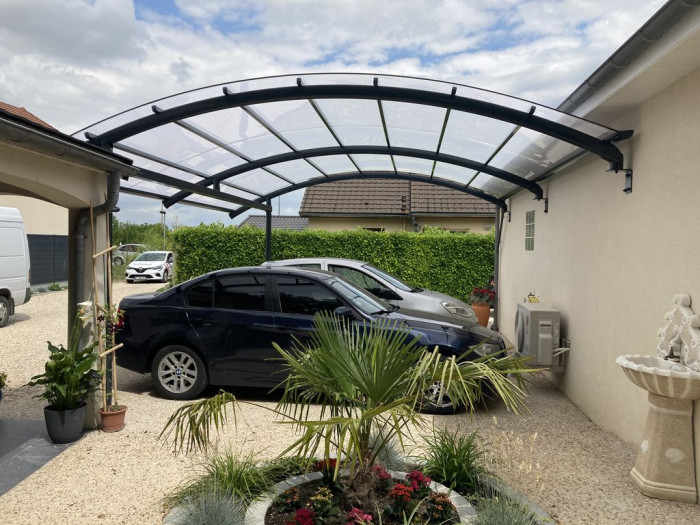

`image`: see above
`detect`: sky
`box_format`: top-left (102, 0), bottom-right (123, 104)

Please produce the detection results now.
top-left (0, 0), bottom-right (667, 227)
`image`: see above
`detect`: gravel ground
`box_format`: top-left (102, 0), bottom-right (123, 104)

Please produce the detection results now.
top-left (1, 284), bottom-right (699, 524)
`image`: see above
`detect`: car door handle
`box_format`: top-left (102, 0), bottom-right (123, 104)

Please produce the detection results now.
top-left (278, 325), bottom-right (302, 334)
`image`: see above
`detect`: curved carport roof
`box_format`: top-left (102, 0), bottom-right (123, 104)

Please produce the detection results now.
top-left (75, 73), bottom-right (632, 217)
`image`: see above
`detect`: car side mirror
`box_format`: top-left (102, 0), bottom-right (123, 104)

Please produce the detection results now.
top-left (376, 288), bottom-right (402, 301)
top-left (334, 306), bottom-right (356, 318)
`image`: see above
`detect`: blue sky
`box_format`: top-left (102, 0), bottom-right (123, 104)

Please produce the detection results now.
top-left (0, 0), bottom-right (666, 227)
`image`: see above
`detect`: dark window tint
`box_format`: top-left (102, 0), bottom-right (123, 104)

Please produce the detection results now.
top-left (187, 281), bottom-right (213, 308)
top-left (277, 276), bottom-right (343, 315)
top-left (295, 263), bottom-right (322, 269)
top-left (214, 275), bottom-right (267, 311)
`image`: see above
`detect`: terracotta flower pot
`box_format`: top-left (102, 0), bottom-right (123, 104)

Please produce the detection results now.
top-left (471, 303), bottom-right (490, 327)
top-left (100, 405), bottom-right (127, 433)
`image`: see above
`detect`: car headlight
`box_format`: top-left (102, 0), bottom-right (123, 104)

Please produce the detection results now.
top-left (474, 341), bottom-right (504, 357)
top-left (441, 301), bottom-right (475, 318)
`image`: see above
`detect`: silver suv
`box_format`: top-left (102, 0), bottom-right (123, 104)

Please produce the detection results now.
top-left (264, 258), bottom-right (476, 323)
top-left (113, 244), bottom-right (148, 266)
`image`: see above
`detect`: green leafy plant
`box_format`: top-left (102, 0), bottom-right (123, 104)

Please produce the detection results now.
top-left (472, 496), bottom-right (541, 525)
top-left (0, 371), bottom-right (7, 389)
top-left (167, 450), bottom-right (277, 507)
top-left (26, 316), bottom-right (101, 411)
top-left (47, 282), bottom-right (62, 291)
top-left (421, 427), bottom-right (490, 497)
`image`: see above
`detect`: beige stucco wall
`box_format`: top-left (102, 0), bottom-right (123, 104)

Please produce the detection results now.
top-left (418, 215), bottom-right (494, 233)
top-left (308, 216), bottom-right (494, 233)
top-left (0, 195), bottom-right (67, 235)
top-left (499, 66), bottom-right (700, 492)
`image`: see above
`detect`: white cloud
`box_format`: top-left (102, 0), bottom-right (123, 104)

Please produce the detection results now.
top-left (0, 0), bottom-right (668, 224)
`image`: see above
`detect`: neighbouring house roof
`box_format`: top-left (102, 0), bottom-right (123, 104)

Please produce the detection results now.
top-left (299, 180), bottom-right (496, 217)
top-left (239, 215), bottom-right (309, 230)
top-left (0, 101), bottom-right (55, 130)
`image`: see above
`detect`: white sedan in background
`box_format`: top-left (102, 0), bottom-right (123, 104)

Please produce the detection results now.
top-left (125, 251), bottom-right (174, 283)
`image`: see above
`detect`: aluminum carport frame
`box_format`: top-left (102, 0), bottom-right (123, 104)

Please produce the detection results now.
top-left (76, 73), bottom-right (633, 325)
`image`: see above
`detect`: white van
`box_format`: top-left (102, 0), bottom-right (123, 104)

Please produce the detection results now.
top-left (0, 207), bottom-right (31, 327)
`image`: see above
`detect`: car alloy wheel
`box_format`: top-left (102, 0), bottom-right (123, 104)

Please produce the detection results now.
top-left (113, 256), bottom-right (124, 266)
top-left (152, 345), bottom-right (207, 399)
top-left (420, 380), bottom-right (459, 415)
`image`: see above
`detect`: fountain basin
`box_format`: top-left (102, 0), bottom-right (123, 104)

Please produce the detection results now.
top-left (615, 354), bottom-right (700, 400)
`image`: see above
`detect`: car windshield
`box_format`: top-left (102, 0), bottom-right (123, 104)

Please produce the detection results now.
top-left (134, 252), bottom-right (167, 262)
top-left (361, 264), bottom-right (420, 292)
top-left (327, 276), bottom-right (393, 314)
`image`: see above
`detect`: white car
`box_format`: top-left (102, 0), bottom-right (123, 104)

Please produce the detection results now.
top-left (264, 257), bottom-right (476, 323)
top-left (125, 251), bottom-right (174, 283)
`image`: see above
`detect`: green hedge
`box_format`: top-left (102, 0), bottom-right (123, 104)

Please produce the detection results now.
top-left (170, 225), bottom-right (494, 303)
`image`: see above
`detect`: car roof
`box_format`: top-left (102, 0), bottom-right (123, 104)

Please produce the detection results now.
top-left (264, 257), bottom-right (366, 266)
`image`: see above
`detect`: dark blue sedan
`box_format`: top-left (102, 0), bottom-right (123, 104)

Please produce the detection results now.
top-left (116, 266), bottom-right (504, 412)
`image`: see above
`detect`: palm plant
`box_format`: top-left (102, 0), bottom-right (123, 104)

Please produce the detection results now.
top-left (161, 312), bottom-right (534, 500)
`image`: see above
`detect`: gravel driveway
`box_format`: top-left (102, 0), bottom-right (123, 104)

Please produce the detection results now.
top-left (1, 283), bottom-right (698, 524)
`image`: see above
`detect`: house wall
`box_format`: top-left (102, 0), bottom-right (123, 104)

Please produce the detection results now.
top-left (417, 216), bottom-right (494, 233)
top-left (499, 65), bottom-right (700, 490)
top-left (308, 216), bottom-right (494, 233)
top-left (308, 217), bottom-right (413, 231)
top-left (0, 195), bottom-right (67, 235)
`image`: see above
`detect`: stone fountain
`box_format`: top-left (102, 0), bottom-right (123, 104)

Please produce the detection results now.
top-left (616, 293), bottom-right (700, 503)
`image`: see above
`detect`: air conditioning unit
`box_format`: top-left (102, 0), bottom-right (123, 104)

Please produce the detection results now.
top-left (515, 302), bottom-right (565, 371)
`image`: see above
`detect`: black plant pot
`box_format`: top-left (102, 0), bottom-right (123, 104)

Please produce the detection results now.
top-left (44, 403), bottom-right (87, 444)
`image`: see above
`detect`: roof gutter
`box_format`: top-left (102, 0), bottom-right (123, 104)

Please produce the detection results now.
top-left (558, 0), bottom-right (699, 114)
top-left (0, 114), bottom-right (137, 174)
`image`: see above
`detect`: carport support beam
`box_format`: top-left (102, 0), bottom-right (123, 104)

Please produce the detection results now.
top-left (265, 198), bottom-right (272, 261)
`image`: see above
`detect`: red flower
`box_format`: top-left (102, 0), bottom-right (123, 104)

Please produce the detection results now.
top-left (406, 470), bottom-right (431, 490)
top-left (346, 507), bottom-right (373, 525)
top-left (287, 507), bottom-right (316, 525)
top-left (388, 483), bottom-right (413, 503)
top-left (371, 464), bottom-right (391, 481)
top-left (315, 458), bottom-right (337, 471)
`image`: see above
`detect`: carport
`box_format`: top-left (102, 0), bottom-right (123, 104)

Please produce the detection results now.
top-left (77, 73), bottom-right (633, 328)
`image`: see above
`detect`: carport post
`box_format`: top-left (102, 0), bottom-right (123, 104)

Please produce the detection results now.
top-left (265, 198), bottom-right (272, 261)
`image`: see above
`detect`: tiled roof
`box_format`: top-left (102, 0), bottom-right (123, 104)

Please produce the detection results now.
top-left (0, 101), bottom-right (55, 130)
top-left (299, 180), bottom-right (496, 216)
top-left (239, 215), bottom-right (309, 230)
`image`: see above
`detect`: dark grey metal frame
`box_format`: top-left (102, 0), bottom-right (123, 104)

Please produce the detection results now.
top-left (86, 80), bottom-right (631, 217)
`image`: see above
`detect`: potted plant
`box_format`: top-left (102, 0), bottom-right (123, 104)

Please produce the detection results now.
top-left (27, 316), bottom-right (101, 443)
top-left (0, 371), bottom-right (7, 404)
top-left (162, 313), bottom-right (534, 523)
top-left (95, 303), bottom-right (127, 432)
top-left (469, 287), bottom-right (496, 327)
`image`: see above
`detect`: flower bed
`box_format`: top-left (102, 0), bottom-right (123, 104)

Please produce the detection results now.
top-left (248, 468), bottom-right (475, 525)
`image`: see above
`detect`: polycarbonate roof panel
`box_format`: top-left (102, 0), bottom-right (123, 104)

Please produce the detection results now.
top-left (309, 154), bottom-right (357, 174)
top-left (351, 154), bottom-right (395, 172)
top-left (75, 73), bottom-right (630, 215)
top-left (393, 156), bottom-right (434, 176)
top-left (432, 162), bottom-right (478, 185)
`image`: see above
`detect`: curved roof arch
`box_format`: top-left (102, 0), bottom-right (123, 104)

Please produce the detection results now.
top-left (76, 73), bottom-right (632, 216)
